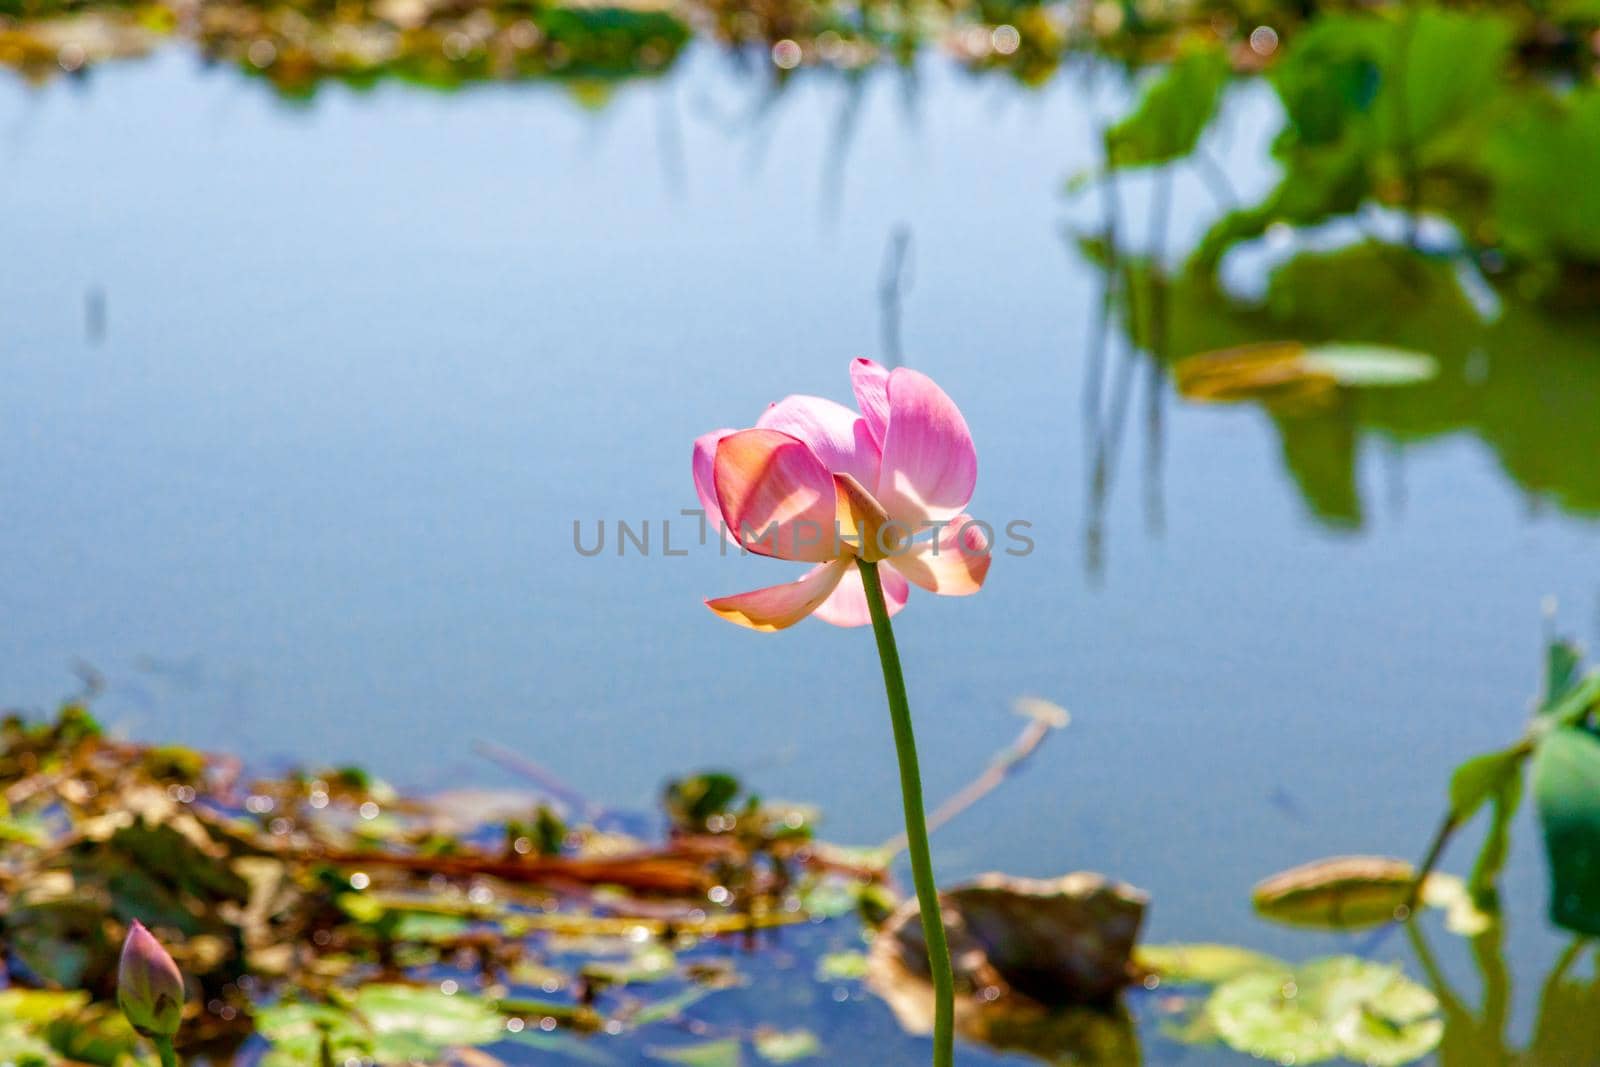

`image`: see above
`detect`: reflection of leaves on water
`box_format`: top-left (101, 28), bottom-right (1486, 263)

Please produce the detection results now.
top-left (1099, 241), bottom-right (1600, 530)
top-left (1411, 916), bottom-right (1600, 1067)
top-left (1103, 40), bottom-right (1230, 172)
top-left (1173, 341), bottom-right (1436, 407)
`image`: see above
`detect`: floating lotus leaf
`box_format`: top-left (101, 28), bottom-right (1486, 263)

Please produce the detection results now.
top-left (647, 1037), bottom-right (743, 1065)
top-left (1204, 957), bottom-right (1441, 1066)
top-left (255, 984), bottom-right (505, 1066)
top-left (1252, 855), bottom-right (1418, 930)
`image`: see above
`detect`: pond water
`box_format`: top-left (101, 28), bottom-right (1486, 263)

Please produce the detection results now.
top-left (4, 42), bottom-right (1600, 1064)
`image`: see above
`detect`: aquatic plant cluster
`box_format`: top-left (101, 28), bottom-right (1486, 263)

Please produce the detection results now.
top-left (0, 702), bottom-right (912, 1063)
top-left (11, 650), bottom-right (1600, 1066)
top-left (0, 0), bottom-right (1592, 104)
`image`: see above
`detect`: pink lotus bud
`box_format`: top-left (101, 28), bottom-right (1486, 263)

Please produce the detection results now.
top-left (117, 919), bottom-right (184, 1038)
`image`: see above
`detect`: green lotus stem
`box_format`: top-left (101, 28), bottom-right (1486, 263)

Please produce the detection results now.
top-left (154, 1036), bottom-right (179, 1067)
top-left (856, 557), bottom-right (954, 1067)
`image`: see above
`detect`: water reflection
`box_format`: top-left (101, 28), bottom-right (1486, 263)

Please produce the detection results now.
top-left (877, 222), bottom-right (913, 368)
top-left (873, 975), bottom-right (1140, 1066)
top-left (1076, 171), bottom-right (1171, 582)
top-left (1079, 237), bottom-right (1600, 566)
top-left (1410, 919), bottom-right (1600, 1066)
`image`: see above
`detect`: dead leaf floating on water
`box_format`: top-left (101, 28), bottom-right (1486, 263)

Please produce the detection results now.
top-left (1174, 342), bottom-right (1439, 410)
top-left (868, 872), bottom-right (1147, 1064)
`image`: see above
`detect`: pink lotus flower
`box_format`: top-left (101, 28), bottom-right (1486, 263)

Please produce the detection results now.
top-left (694, 358), bottom-right (990, 631)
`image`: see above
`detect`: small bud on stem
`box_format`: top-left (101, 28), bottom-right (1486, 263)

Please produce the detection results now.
top-left (117, 919), bottom-right (184, 1065)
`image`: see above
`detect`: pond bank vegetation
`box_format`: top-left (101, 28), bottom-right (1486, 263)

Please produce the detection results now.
top-left (6, 643), bottom-right (1600, 1064)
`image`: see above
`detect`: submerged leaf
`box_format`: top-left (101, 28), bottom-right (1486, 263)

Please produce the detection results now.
top-left (506, 1029), bottom-right (621, 1063)
top-left (581, 944), bottom-right (677, 986)
top-left (754, 1028), bottom-right (821, 1062)
top-left (815, 951), bottom-right (869, 982)
top-left (630, 985), bottom-right (719, 1028)
top-left (648, 1038), bottom-right (743, 1066)
top-left (1135, 944), bottom-right (1286, 986)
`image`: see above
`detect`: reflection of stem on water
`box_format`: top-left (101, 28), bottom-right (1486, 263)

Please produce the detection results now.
top-left (1143, 169), bottom-right (1171, 538)
top-left (1382, 436), bottom-right (1408, 518)
top-left (1393, 3), bottom-right (1421, 251)
top-left (1406, 905), bottom-right (1600, 1066)
top-left (653, 79), bottom-right (687, 197)
top-left (819, 72), bottom-right (866, 225)
top-left (1146, 165), bottom-right (1171, 264)
top-left (1078, 166), bottom-right (1120, 580)
top-left (1080, 160), bottom-right (1171, 579)
top-left (1404, 917), bottom-right (1511, 1059)
top-left (877, 224), bottom-right (914, 367)
top-left (85, 285), bottom-right (106, 346)
top-left (1192, 147), bottom-right (1238, 212)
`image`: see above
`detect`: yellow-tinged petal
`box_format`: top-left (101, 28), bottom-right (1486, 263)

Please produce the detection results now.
top-left (705, 559), bottom-right (852, 632)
